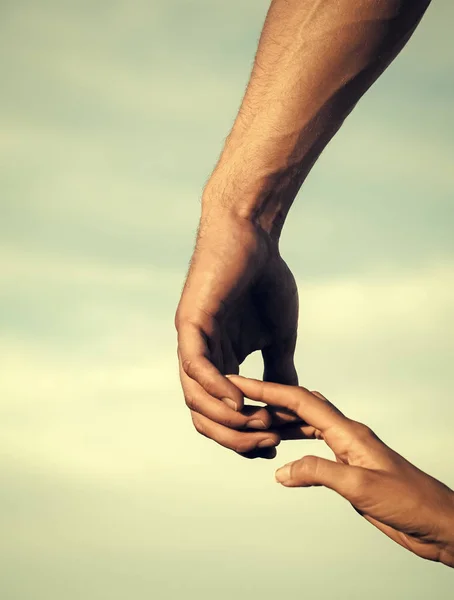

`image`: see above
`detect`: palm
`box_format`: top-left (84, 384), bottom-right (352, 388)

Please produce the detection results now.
top-left (217, 253), bottom-right (299, 384)
top-left (182, 212), bottom-right (299, 385)
top-left (176, 213), bottom-right (301, 456)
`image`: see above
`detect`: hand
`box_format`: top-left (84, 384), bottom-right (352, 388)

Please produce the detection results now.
top-left (175, 206), bottom-right (299, 458)
top-left (227, 375), bottom-right (454, 566)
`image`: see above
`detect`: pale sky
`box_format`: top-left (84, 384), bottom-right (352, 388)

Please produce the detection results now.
top-left (1, 1), bottom-right (453, 598)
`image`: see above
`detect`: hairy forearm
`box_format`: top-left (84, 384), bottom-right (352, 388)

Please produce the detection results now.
top-left (203, 0), bottom-right (431, 239)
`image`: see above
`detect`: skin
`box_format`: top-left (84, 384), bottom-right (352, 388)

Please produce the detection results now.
top-left (175, 0), bottom-right (432, 456)
top-left (227, 375), bottom-right (454, 568)
top-left (176, 212), bottom-right (298, 458)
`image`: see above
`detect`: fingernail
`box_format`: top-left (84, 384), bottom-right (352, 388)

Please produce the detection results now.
top-left (247, 419), bottom-right (267, 430)
top-left (275, 464), bottom-right (292, 484)
top-left (222, 397), bottom-right (238, 411)
top-left (258, 438), bottom-right (278, 448)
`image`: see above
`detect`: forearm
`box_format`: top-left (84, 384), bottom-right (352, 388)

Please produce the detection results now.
top-left (203, 0), bottom-right (431, 239)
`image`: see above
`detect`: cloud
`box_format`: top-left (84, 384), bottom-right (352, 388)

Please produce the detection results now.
top-left (0, 243), bottom-right (182, 288)
top-left (299, 263), bottom-right (454, 342)
top-left (1, 3), bottom-right (453, 596)
top-left (1, 254), bottom-right (452, 482)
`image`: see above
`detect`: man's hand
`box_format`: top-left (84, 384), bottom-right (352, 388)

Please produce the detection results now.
top-left (175, 0), bottom-right (431, 457)
top-left (175, 207), bottom-right (299, 458)
top-left (228, 375), bottom-right (454, 567)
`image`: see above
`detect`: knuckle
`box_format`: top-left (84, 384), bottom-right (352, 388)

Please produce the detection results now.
top-left (182, 358), bottom-right (196, 379)
top-left (222, 415), bottom-right (242, 429)
top-left (234, 442), bottom-right (252, 454)
top-left (184, 393), bottom-right (198, 411)
top-left (254, 380), bottom-right (266, 403)
top-left (174, 306), bottom-right (189, 331)
top-left (313, 428), bottom-right (324, 440)
top-left (232, 436), bottom-right (254, 454)
top-left (191, 414), bottom-right (206, 437)
top-left (351, 421), bottom-right (375, 441)
top-left (288, 387), bottom-right (306, 413)
top-left (300, 455), bottom-right (318, 475)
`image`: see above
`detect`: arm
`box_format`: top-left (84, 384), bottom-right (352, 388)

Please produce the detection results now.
top-left (176, 0), bottom-right (432, 457)
top-left (228, 375), bottom-right (454, 567)
top-left (203, 0), bottom-right (431, 236)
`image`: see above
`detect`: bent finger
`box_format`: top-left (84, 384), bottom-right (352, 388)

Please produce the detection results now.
top-left (180, 363), bottom-right (271, 430)
top-left (178, 323), bottom-right (244, 411)
top-left (191, 411), bottom-right (280, 455)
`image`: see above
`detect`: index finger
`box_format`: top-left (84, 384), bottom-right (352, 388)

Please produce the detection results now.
top-left (177, 322), bottom-right (244, 411)
top-left (226, 375), bottom-right (346, 433)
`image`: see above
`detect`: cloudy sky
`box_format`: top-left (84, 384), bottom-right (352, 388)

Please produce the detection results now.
top-left (1, 1), bottom-right (453, 598)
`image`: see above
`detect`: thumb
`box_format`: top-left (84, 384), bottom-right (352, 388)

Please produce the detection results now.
top-left (275, 455), bottom-right (370, 503)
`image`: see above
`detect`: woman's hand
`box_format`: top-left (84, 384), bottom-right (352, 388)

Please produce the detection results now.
top-left (227, 375), bottom-right (454, 567)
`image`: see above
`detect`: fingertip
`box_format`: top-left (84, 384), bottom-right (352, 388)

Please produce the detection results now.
top-left (221, 389), bottom-right (243, 412)
top-left (221, 397), bottom-right (239, 411)
top-left (239, 446), bottom-right (277, 460)
top-left (261, 446), bottom-right (277, 460)
top-left (275, 463), bottom-right (292, 484)
top-left (224, 375), bottom-right (247, 411)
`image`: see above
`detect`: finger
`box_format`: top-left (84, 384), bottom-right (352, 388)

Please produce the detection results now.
top-left (275, 455), bottom-right (372, 504)
top-left (178, 323), bottom-right (244, 411)
top-left (191, 411), bottom-right (280, 455)
top-left (219, 332), bottom-right (239, 377)
top-left (262, 348), bottom-right (300, 425)
top-left (179, 362), bottom-right (271, 430)
top-left (226, 375), bottom-right (346, 434)
top-left (271, 422), bottom-right (321, 440)
top-left (269, 390), bottom-right (331, 433)
top-left (240, 446), bottom-right (278, 460)
top-left (268, 406), bottom-right (304, 426)
top-left (262, 344), bottom-right (298, 386)
top-left (269, 390), bottom-right (330, 433)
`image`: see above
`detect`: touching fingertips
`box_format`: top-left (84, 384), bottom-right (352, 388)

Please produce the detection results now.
top-left (275, 463), bottom-right (292, 484)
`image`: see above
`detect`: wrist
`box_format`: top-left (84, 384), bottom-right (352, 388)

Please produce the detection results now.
top-left (202, 162), bottom-right (295, 242)
top-left (197, 200), bottom-right (279, 263)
